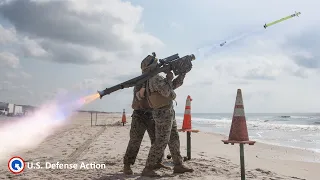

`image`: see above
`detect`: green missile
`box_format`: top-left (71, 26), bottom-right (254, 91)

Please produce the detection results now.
top-left (264, 11), bottom-right (301, 29)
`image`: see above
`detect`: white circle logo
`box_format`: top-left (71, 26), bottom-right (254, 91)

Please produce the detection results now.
top-left (8, 156), bottom-right (25, 174)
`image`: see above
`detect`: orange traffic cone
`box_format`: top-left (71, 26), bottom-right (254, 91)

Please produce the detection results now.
top-left (222, 89), bottom-right (255, 145)
top-left (122, 109), bottom-right (126, 126)
top-left (178, 95), bottom-right (199, 133)
top-left (174, 95), bottom-right (199, 161)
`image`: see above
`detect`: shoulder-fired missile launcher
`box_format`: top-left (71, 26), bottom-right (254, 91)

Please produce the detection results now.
top-left (97, 53), bottom-right (195, 99)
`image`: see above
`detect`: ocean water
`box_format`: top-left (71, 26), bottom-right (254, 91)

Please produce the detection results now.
top-left (1, 113), bottom-right (319, 154)
top-left (176, 113), bottom-right (320, 153)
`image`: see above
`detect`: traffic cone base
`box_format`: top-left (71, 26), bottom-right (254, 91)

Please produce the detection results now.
top-left (178, 129), bottom-right (199, 133)
top-left (223, 89), bottom-right (255, 145)
top-left (221, 140), bottom-right (255, 145)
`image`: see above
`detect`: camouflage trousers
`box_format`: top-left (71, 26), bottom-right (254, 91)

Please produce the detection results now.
top-left (145, 106), bottom-right (183, 168)
top-left (123, 110), bottom-right (163, 165)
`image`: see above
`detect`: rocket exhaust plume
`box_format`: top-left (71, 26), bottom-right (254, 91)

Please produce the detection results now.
top-left (0, 92), bottom-right (100, 163)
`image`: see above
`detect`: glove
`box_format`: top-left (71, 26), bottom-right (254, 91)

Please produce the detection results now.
top-left (136, 92), bottom-right (142, 101)
top-left (136, 88), bottom-right (146, 101)
top-left (166, 71), bottom-right (174, 81)
top-left (139, 88), bottom-right (146, 98)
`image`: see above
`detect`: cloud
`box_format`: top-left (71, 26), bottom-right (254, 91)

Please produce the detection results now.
top-left (195, 28), bottom-right (320, 83)
top-left (289, 68), bottom-right (309, 79)
top-left (0, 0), bottom-right (319, 113)
top-left (0, 51), bottom-right (31, 80)
top-left (171, 27), bottom-right (320, 113)
top-left (5, 70), bottom-right (31, 79)
top-left (72, 78), bottom-right (107, 92)
top-left (0, 80), bottom-right (27, 90)
top-left (20, 37), bottom-right (47, 58)
top-left (0, 0), bottom-right (163, 64)
top-left (0, 0), bottom-right (163, 107)
top-left (282, 28), bottom-right (320, 69)
top-left (0, 51), bottom-right (19, 68)
top-left (193, 38), bottom-right (293, 83)
top-left (0, 81), bottom-right (12, 92)
top-left (0, 24), bottom-right (16, 44)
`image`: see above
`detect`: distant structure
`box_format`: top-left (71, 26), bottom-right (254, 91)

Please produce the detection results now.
top-left (0, 102), bottom-right (8, 115)
top-left (0, 101), bottom-right (37, 116)
top-left (0, 101), bottom-right (112, 117)
top-left (18, 104), bottom-right (37, 116)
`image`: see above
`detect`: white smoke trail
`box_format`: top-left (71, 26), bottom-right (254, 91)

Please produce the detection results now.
top-left (195, 28), bottom-right (263, 59)
top-left (225, 28), bottom-right (262, 45)
top-left (0, 95), bottom-right (85, 163)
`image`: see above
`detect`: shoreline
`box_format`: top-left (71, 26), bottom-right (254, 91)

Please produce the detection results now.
top-left (253, 139), bottom-right (320, 158)
top-left (191, 130), bottom-right (320, 162)
top-left (1, 113), bottom-right (319, 160)
top-left (192, 131), bottom-right (320, 164)
top-left (175, 115), bottom-right (320, 157)
top-left (174, 129), bottom-right (320, 180)
top-left (1, 112), bottom-right (319, 179)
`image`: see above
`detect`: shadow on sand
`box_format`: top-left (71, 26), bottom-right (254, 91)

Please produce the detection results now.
top-left (94, 172), bottom-right (176, 180)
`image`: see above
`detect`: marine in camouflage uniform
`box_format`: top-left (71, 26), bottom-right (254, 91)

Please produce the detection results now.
top-left (123, 55), bottom-right (169, 175)
top-left (140, 55), bottom-right (194, 177)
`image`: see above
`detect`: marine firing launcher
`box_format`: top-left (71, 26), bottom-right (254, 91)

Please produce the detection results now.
top-left (97, 53), bottom-right (196, 99)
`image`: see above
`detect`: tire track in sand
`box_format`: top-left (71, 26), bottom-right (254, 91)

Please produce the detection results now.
top-left (45, 124), bottom-right (82, 142)
top-left (63, 126), bottom-right (106, 164)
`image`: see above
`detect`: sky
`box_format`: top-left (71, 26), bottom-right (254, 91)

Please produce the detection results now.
top-left (0, 0), bottom-right (319, 113)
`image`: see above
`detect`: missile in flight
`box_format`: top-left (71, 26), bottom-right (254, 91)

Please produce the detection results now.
top-left (263, 11), bottom-right (301, 29)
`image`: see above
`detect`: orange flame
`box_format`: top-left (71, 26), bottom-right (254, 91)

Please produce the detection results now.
top-left (79, 93), bottom-right (100, 105)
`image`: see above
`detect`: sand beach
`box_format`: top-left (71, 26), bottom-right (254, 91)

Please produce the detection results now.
top-left (0, 112), bottom-right (319, 180)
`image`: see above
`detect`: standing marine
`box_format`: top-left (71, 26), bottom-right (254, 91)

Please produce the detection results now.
top-left (140, 53), bottom-right (194, 177)
top-left (123, 53), bottom-right (169, 175)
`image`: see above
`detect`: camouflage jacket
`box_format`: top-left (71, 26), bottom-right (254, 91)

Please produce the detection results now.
top-left (147, 73), bottom-right (186, 106)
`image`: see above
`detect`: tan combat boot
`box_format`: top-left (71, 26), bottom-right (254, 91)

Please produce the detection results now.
top-left (154, 163), bottom-right (171, 170)
top-left (173, 164), bottom-right (194, 173)
top-left (141, 167), bottom-right (160, 177)
top-left (123, 164), bottom-right (133, 175)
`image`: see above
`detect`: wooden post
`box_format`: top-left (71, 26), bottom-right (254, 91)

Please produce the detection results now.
top-left (240, 143), bottom-right (245, 180)
top-left (95, 112), bottom-right (98, 126)
top-left (122, 109), bottom-right (125, 126)
top-left (90, 112), bottom-right (92, 127)
top-left (187, 131), bottom-right (191, 160)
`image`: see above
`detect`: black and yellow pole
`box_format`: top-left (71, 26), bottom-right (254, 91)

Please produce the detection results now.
top-left (240, 143), bottom-right (245, 180)
top-left (186, 131), bottom-right (191, 160)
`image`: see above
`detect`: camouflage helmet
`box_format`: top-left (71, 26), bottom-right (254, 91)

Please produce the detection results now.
top-left (141, 54), bottom-right (158, 73)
